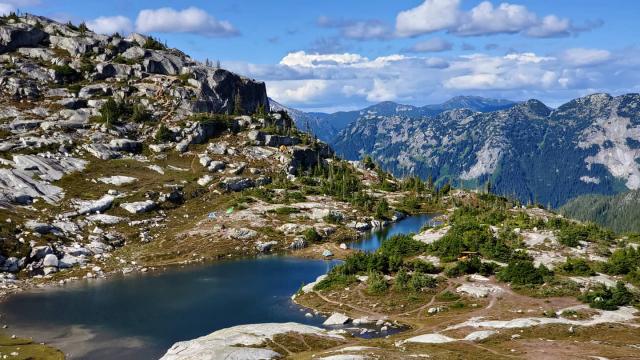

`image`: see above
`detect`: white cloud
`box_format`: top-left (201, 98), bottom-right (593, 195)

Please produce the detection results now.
top-left (226, 46), bottom-right (637, 112)
top-left (562, 48), bottom-right (612, 67)
top-left (456, 1), bottom-right (537, 36)
top-left (135, 7), bottom-right (238, 37)
top-left (341, 20), bottom-right (390, 40)
top-left (367, 79), bottom-right (397, 102)
top-left (268, 80), bottom-right (329, 103)
top-left (318, 17), bottom-right (392, 40)
top-left (87, 16), bottom-right (133, 35)
top-left (444, 52), bottom-right (559, 90)
top-left (396, 0), bottom-right (460, 37)
top-left (408, 37), bottom-right (452, 52)
top-left (0, 3), bottom-right (15, 15)
top-left (279, 51), bottom-right (409, 69)
top-left (526, 15), bottom-right (570, 38)
top-left (280, 51), bottom-right (367, 68)
top-left (395, 0), bottom-right (592, 38)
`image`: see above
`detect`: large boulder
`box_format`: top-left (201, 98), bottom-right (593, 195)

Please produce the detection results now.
top-left (0, 168), bottom-right (64, 205)
top-left (109, 139), bottom-right (143, 153)
top-left (0, 22), bottom-right (47, 54)
top-left (187, 67), bottom-right (269, 115)
top-left (287, 144), bottom-right (334, 174)
top-left (95, 63), bottom-right (132, 79)
top-left (221, 177), bottom-right (255, 192)
top-left (75, 194), bottom-right (115, 215)
top-left (142, 51), bottom-right (185, 75)
top-left (120, 200), bottom-right (156, 214)
top-left (42, 253), bottom-right (59, 268)
top-left (160, 323), bottom-right (341, 360)
top-left (48, 35), bottom-right (97, 57)
top-left (264, 135), bottom-right (299, 147)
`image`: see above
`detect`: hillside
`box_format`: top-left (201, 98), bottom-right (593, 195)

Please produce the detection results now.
top-left (0, 14), bottom-right (408, 283)
top-left (333, 94), bottom-right (640, 207)
top-left (561, 190), bottom-right (640, 233)
top-left (272, 96), bottom-right (517, 143)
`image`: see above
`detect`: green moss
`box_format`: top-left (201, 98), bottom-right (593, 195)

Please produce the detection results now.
top-left (0, 333), bottom-right (64, 360)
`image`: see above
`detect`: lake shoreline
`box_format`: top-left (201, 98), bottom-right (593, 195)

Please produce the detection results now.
top-left (0, 214), bottom-right (437, 360)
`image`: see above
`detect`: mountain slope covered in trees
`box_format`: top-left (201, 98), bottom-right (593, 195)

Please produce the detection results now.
top-left (332, 93), bottom-right (640, 207)
top-left (271, 96), bottom-right (517, 143)
top-left (561, 190), bottom-right (640, 233)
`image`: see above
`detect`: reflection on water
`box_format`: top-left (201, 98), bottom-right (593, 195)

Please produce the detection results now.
top-left (349, 213), bottom-right (436, 252)
top-left (0, 214), bottom-right (434, 360)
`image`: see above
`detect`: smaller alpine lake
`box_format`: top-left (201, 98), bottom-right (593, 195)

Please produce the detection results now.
top-left (0, 214), bottom-right (435, 359)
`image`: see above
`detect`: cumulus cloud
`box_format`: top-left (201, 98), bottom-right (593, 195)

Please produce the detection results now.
top-left (562, 48), bottom-right (612, 67)
top-left (135, 7), bottom-right (238, 37)
top-left (408, 37), bottom-right (453, 52)
top-left (268, 80), bottom-right (329, 103)
top-left (455, 2), bottom-right (537, 36)
top-left (279, 51), bottom-right (409, 69)
top-left (225, 45), bottom-right (635, 111)
top-left (396, 0), bottom-right (461, 37)
top-left (525, 15), bottom-right (570, 38)
top-left (317, 16), bottom-right (392, 40)
top-left (395, 0), bottom-right (599, 38)
top-left (87, 16), bottom-right (133, 35)
top-left (367, 78), bottom-right (397, 102)
top-left (0, 3), bottom-right (15, 15)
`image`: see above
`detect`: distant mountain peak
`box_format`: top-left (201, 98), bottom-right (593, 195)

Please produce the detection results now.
top-left (510, 99), bottom-right (551, 117)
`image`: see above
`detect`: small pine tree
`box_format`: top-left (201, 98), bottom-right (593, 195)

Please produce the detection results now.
top-left (233, 89), bottom-right (243, 115)
top-left (78, 22), bottom-right (88, 35)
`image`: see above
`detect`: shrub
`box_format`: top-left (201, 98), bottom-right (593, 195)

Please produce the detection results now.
top-left (432, 217), bottom-right (495, 261)
top-left (98, 98), bottom-right (125, 125)
top-left (408, 271), bottom-right (437, 292)
top-left (113, 55), bottom-right (138, 65)
top-left (378, 234), bottom-right (428, 258)
top-left (189, 113), bottom-right (229, 136)
top-left (284, 191), bottom-right (306, 203)
top-left (579, 282), bottom-right (635, 310)
top-left (556, 221), bottom-right (614, 247)
top-left (143, 37), bottom-right (166, 50)
top-left (405, 259), bottom-right (441, 274)
top-left (446, 256), bottom-right (499, 277)
top-left (497, 260), bottom-right (551, 285)
top-left (303, 228), bottom-right (321, 243)
top-left (323, 212), bottom-right (343, 224)
top-left (314, 271), bottom-right (356, 291)
top-left (436, 290), bottom-right (460, 302)
top-left (270, 207), bottom-right (300, 215)
top-left (394, 268), bottom-right (410, 291)
top-left (67, 84), bottom-right (82, 96)
top-left (601, 247), bottom-right (640, 275)
top-left (130, 105), bottom-right (153, 123)
top-left (52, 64), bottom-right (80, 84)
top-left (375, 198), bottom-right (390, 219)
top-left (558, 257), bottom-right (596, 276)
top-left (367, 271), bottom-right (389, 294)
top-left (155, 124), bottom-right (174, 143)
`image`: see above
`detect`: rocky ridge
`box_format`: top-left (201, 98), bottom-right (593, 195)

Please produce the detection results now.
top-left (332, 93), bottom-right (640, 207)
top-left (0, 13), bottom-right (384, 291)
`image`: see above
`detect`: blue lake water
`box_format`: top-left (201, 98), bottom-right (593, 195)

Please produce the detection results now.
top-left (0, 214), bottom-right (434, 359)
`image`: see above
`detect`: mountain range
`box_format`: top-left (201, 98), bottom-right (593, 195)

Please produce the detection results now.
top-left (270, 96), bottom-right (517, 143)
top-left (274, 93), bottom-right (640, 208)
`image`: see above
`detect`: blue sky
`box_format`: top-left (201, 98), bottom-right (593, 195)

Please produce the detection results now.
top-left (4, 0), bottom-right (640, 112)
